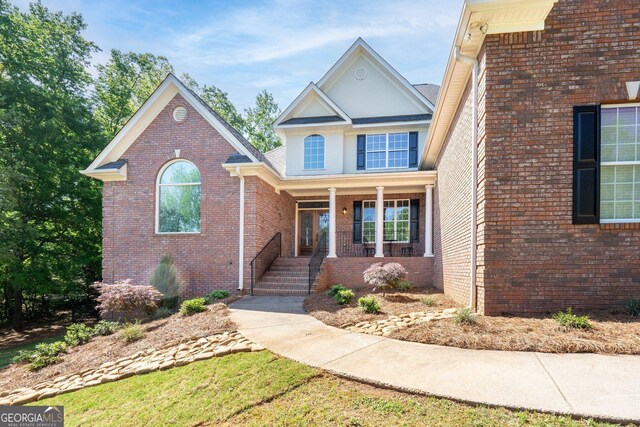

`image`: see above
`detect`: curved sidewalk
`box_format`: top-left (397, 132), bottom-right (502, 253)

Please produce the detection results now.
top-left (230, 296), bottom-right (640, 424)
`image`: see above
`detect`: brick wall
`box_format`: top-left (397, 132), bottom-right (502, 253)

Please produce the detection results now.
top-left (434, 48), bottom-right (488, 310)
top-left (103, 93), bottom-right (241, 297)
top-left (480, 0), bottom-right (640, 314)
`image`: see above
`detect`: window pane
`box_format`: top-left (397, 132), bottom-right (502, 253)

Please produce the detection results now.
top-left (618, 107), bottom-right (636, 126)
top-left (159, 185), bottom-right (201, 232)
top-left (396, 221), bottom-right (409, 242)
top-left (388, 133), bottom-right (408, 150)
top-left (601, 108), bottom-right (617, 126)
top-left (363, 222), bottom-right (375, 243)
top-left (304, 135), bottom-right (325, 169)
top-left (363, 201), bottom-right (376, 221)
top-left (383, 221), bottom-right (395, 241)
top-left (388, 150), bottom-right (408, 168)
top-left (367, 151), bottom-right (386, 169)
top-left (160, 161), bottom-right (201, 184)
top-left (366, 134), bottom-right (386, 151)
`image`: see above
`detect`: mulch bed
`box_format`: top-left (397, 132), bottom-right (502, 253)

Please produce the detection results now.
top-left (304, 287), bottom-right (460, 328)
top-left (391, 312), bottom-right (640, 355)
top-left (0, 302), bottom-right (236, 392)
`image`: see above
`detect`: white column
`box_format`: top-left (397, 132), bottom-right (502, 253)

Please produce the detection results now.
top-left (375, 186), bottom-right (384, 257)
top-left (328, 187), bottom-right (337, 258)
top-left (424, 184), bottom-right (434, 257)
top-left (238, 175), bottom-right (245, 290)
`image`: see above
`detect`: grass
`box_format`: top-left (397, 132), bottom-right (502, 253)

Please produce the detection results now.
top-left (33, 351), bottom-right (622, 427)
top-left (0, 335), bottom-right (63, 369)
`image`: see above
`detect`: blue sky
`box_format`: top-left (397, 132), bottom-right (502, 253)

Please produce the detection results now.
top-left (17, 0), bottom-right (461, 111)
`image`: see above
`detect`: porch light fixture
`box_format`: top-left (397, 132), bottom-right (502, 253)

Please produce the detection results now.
top-left (342, 207), bottom-right (348, 216)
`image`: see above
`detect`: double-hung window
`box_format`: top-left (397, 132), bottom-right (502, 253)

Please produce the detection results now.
top-left (304, 134), bottom-right (325, 169)
top-left (600, 105), bottom-right (640, 222)
top-left (366, 132), bottom-right (409, 169)
top-left (361, 199), bottom-right (410, 242)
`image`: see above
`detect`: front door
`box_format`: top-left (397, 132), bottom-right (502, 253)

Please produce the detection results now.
top-left (298, 210), bottom-right (329, 256)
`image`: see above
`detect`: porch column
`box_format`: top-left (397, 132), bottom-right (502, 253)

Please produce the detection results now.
top-left (424, 184), bottom-right (434, 257)
top-left (375, 186), bottom-right (384, 257)
top-left (328, 187), bottom-right (337, 258)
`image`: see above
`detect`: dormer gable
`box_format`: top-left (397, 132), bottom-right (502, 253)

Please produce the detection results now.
top-left (274, 83), bottom-right (351, 128)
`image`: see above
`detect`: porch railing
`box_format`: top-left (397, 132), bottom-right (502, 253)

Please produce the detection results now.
top-left (308, 231), bottom-right (328, 294)
top-left (335, 231), bottom-right (423, 257)
top-left (250, 232), bottom-right (281, 295)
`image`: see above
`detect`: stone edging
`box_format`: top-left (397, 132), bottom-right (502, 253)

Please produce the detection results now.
top-left (346, 308), bottom-right (458, 336)
top-left (0, 331), bottom-right (263, 406)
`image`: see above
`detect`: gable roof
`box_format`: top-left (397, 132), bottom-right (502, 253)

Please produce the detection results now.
top-left (413, 84), bottom-right (440, 107)
top-left (280, 115), bottom-right (345, 126)
top-left (317, 38), bottom-right (436, 112)
top-left (82, 74), bottom-right (277, 180)
top-left (274, 82), bottom-right (351, 128)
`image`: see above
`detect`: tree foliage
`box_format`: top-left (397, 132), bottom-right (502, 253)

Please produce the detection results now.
top-left (244, 89), bottom-right (282, 152)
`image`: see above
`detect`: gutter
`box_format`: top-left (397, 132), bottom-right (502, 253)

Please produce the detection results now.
top-left (454, 46), bottom-right (479, 312)
top-left (237, 167), bottom-right (245, 291)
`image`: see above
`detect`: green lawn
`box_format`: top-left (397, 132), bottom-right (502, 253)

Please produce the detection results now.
top-left (34, 351), bottom-right (621, 427)
top-left (0, 335), bottom-right (64, 369)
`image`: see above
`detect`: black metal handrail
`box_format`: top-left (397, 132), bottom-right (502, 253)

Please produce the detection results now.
top-left (250, 232), bottom-right (281, 295)
top-left (335, 231), bottom-right (423, 257)
top-left (308, 232), bottom-right (328, 294)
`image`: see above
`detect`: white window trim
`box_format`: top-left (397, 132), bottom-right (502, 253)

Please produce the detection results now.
top-left (303, 134), bottom-right (325, 170)
top-left (155, 159), bottom-right (202, 235)
top-left (600, 103), bottom-right (640, 224)
top-left (362, 199), bottom-right (410, 243)
top-left (365, 132), bottom-right (410, 170)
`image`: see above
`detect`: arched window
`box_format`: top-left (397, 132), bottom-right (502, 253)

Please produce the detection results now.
top-left (157, 160), bottom-right (201, 233)
top-left (304, 134), bottom-right (325, 169)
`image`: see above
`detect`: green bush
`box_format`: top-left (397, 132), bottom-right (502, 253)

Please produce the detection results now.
top-left (625, 299), bottom-right (640, 316)
top-left (327, 284), bottom-right (347, 298)
top-left (335, 289), bottom-right (354, 305)
top-left (421, 296), bottom-right (437, 307)
top-left (118, 322), bottom-right (145, 343)
top-left (358, 297), bottom-right (380, 314)
top-left (553, 308), bottom-right (591, 329)
top-left (205, 290), bottom-right (230, 303)
top-left (153, 306), bottom-right (175, 319)
top-left (454, 308), bottom-right (477, 325)
top-left (396, 281), bottom-right (413, 292)
top-left (179, 298), bottom-right (207, 316)
top-left (91, 321), bottom-right (121, 336)
top-left (64, 323), bottom-right (93, 346)
top-left (13, 341), bottom-right (68, 371)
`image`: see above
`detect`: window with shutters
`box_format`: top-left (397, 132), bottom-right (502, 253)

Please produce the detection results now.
top-left (600, 104), bottom-right (640, 223)
top-left (361, 199), bottom-right (410, 242)
top-left (365, 133), bottom-right (409, 169)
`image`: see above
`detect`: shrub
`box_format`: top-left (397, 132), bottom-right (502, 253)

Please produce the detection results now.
top-left (205, 290), bottom-right (230, 303)
top-left (363, 263), bottom-right (408, 296)
top-left (625, 299), bottom-right (640, 316)
top-left (64, 323), bottom-right (93, 346)
top-left (396, 281), bottom-right (413, 292)
top-left (421, 296), bottom-right (437, 307)
top-left (335, 289), bottom-right (354, 305)
top-left (118, 322), bottom-right (145, 343)
top-left (327, 284), bottom-right (347, 298)
top-left (91, 321), bottom-right (121, 336)
top-left (93, 279), bottom-right (163, 320)
top-left (153, 307), bottom-right (175, 319)
top-left (358, 297), bottom-right (380, 314)
top-left (454, 308), bottom-right (477, 325)
top-left (179, 298), bottom-right (207, 316)
top-left (553, 308), bottom-right (591, 329)
top-left (150, 254), bottom-right (179, 299)
top-left (13, 341), bottom-right (68, 370)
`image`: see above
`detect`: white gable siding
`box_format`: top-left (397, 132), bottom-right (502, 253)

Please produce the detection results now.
top-left (324, 56), bottom-right (424, 118)
top-left (295, 94), bottom-right (335, 117)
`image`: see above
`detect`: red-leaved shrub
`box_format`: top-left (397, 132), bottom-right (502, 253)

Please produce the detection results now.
top-left (363, 262), bottom-right (408, 296)
top-left (93, 279), bottom-right (163, 320)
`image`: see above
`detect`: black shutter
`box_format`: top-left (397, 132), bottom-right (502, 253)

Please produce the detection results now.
top-left (409, 131), bottom-right (419, 167)
top-left (410, 199), bottom-right (420, 242)
top-left (357, 134), bottom-right (366, 170)
top-left (573, 105), bottom-right (600, 224)
top-left (352, 201), bottom-right (362, 243)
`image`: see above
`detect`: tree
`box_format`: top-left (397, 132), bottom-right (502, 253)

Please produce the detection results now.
top-left (181, 73), bottom-right (246, 134)
top-left (0, 0), bottom-right (103, 328)
top-left (244, 90), bottom-right (282, 152)
top-left (93, 50), bottom-right (173, 137)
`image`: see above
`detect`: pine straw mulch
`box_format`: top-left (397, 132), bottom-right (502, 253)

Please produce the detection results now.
top-left (0, 302), bottom-right (236, 392)
top-left (391, 312), bottom-right (640, 355)
top-left (304, 287), bottom-right (461, 328)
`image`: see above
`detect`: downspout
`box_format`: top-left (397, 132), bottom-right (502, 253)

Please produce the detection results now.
top-left (237, 167), bottom-right (245, 291)
top-left (454, 46), bottom-right (479, 311)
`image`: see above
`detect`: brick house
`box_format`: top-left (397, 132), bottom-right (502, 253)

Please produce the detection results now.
top-left (83, 0), bottom-right (640, 315)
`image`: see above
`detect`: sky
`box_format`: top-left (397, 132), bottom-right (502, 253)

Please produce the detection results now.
top-left (15, 0), bottom-right (461, 111)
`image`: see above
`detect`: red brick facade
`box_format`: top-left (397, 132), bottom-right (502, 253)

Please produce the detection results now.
top-left (438, 0), bottom-right (640, 315)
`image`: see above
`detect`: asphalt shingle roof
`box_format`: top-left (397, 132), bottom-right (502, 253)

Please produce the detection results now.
top-left (279, 115), bottom-right (346, 126)
top-left (351, 114), bottom-right (431, 125)
top-left (413, 83), bottom-right (440, 107)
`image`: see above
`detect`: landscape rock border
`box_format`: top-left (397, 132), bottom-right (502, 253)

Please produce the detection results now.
top-left (0, 331), bottom-right (263, 406)
top-left (346, 308), bottom-right (458, 336)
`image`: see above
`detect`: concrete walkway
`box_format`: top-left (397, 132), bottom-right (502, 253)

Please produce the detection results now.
top-left (230, 296), bottom-right (640, 423)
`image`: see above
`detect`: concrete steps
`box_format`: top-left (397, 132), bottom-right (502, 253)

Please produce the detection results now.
top-left (253, 257), bottom-right (313, 296)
